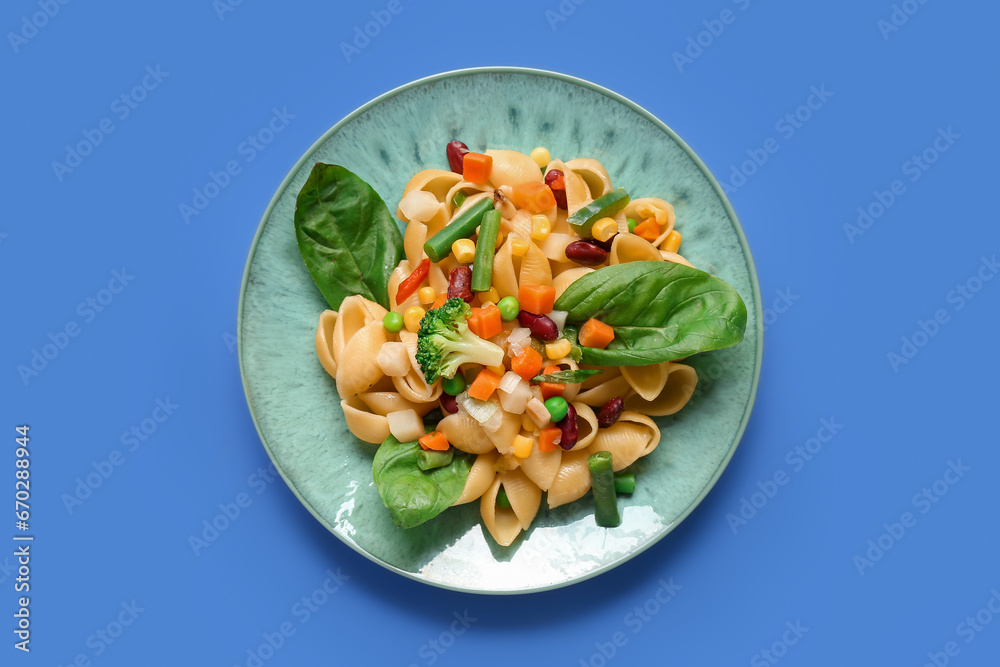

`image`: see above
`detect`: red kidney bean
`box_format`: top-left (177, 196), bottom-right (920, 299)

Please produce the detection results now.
top-left (517, 311), bottom-right (558, 341)
top-left (565, 241), bottom-right (608, 266)
top-left (544, 170), bottom-right (567, 209)
top-left (557, 403), bottom-right (578, 450)
top-left (446, 140), bottom-right (469, 174)
top-left (447, 266), bottom-right (474, 303)
top-left (440, 393), bottom-right (458, 414)
top-left (597, 397), bottom-right (624, 428)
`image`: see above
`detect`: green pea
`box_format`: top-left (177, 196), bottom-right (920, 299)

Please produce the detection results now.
top-left (497, 487), bottom-right (511, 508)
top-left (544, 396), bottom-right (569, 422)
top-left (442, 374), bottom-right (466, 396)
top-left (383, 311), bottom-right (404, 333)
top-left (627, 217), bottom-right (638, 233)
top-left (497, 296), bottom-right (520, 321)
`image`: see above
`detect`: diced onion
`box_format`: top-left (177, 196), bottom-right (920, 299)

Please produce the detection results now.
top-left (387, 409), bottom-right (424, 443)
top-left (398, 190), bottom-right (441, 223)
top-left (459, 393), bottom-right (498, 424)
top-left (481, 408), bottom-right (503, 433)
top-left (376, 342), bottom-right (410, 377)
top-left (548, 310), bottom-right (568, 334)
top-left (498, 371), bottom-right (522, 394)
top-left (505, 327), bottom-right (532, 356)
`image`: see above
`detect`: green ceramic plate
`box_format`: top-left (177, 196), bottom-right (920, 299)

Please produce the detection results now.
top-left (238, 67), bottom-right (762, 594)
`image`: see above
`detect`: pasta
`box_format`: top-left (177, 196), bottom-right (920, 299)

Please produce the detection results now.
top-left (311, 144), bottom-right (720, 545)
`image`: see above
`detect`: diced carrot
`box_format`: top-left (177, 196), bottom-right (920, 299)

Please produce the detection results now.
top-left (477, 304), bottom-right (503, 339)
top-left (430, 293), bottom-right (448, 310)
top-left (511, 347), bottom-right (543, 382)
top-left (419, 431), bottom-right (450, 451)
top-left (538, 427), bottom-right (562, 452)
top-left (466, 307), bottom-right (484, 337)
top-left (517, 284), bottom-right (556, 315)
top-left (463, 153), bottom-right (493, 185)
top-left (468, 368), bottom-right (503, 401)
top-left (510, 181), bottom-right (557, 213)
top-left (579, 318), bottom-right (615, 349)
top-left (539, 364), bottom-right (565, 400)
top-left (632, 217), bottom-right (660, 242)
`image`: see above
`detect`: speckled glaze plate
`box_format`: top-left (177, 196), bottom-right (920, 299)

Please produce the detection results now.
top-left (238, 67), bottom-right (762, 594)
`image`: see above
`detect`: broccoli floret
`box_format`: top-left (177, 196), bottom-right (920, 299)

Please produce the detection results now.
top-left (416, 298), bottom-right (505, 383)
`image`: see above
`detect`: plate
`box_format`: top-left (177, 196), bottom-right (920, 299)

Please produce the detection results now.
top-left (238, 67), bottom-right (762, 594)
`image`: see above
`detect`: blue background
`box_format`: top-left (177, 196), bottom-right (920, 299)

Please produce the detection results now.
top-left (3, 0), bottom-right (998, 665)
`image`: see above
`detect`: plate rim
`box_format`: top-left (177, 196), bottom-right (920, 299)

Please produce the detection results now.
top-left (237, 66), bottom-right (764, 595)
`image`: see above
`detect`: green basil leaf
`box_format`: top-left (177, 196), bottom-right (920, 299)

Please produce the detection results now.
top-left (372, 436), bottom-right (472, 529)
top-left (561, 324), bottom-right (583, 362)
top-left (532, 369), bottom-right (604, 384)
top-left (554, 261), bottom-right (747, 365)
top-left (294, 163), bottom-right (404, 310)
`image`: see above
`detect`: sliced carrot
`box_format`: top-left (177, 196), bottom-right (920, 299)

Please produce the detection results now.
top-left (477, 304), bottom-right (503, 339)
top-left (579, 318), bottom-right (615, 349)
top-left (517, 284), bottom-right (556, 315)
top-left (538, 426), bottom-right (562, 452)
top-left (419, 431), bottom-right (450, 451)
top-left (463, 153), bottom-right (493, 185)
top-left (509, 181), bottom-right (557, 213)
top-left (632, 217), bottom-right (660, 242)
top-left (539, 364), bottom-right (565, 400)
top-left (468, 368), bottom-right (503, 401)
top-left (466, 307), bottom-right (484, 337)
top-left (510, 347), bottom-right (543, 382)
top-left (430, 293), bottom-right (448, 310)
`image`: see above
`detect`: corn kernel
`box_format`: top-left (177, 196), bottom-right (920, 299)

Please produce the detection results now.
top-left (592, 217), bottom-right (619, 242)
top-left (529, 147), bottom-right (551, 168)
top-left (452, 238), bottom-right (476, 263)
top-left (417, 286), bottom-right (436, 305)
top-left (486, 287), bottom-right (500, 304)
top-left (511, 236), bottom-right (530, 257)
top-left (662, 230), bottom-right (682, 253)
top-left (545, 339), bottom-right (572, 360)
top-left (530, 215), bottom-right (551, 241)
top-left (512, 434), bottom-right (535, 459)
top-left (521, 412), bottom-right (536, 433)
top-left (487, 364), bottom-right (506, 376)
top-left (403, 306), bottom-right (426, 333)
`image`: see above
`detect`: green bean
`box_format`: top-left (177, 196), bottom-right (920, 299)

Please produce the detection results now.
top-left (588, 451), bottom-right (621, 527)
top-left (613, 472), bottom-right (636, 494)
top-left (423, 198), bottom-right (494, 262)
top-left (417, 448), bottom-right (454, 472)
top-left (471, 209), bottom-right (501, 292)
top-left (497, 487), bottom-right (511, 508)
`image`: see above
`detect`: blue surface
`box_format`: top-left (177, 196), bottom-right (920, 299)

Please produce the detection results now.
top-left (2, 0), bottom-right (998, 665)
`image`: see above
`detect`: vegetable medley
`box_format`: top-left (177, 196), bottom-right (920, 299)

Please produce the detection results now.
top-left (296, 140), bottom-right (747, 546)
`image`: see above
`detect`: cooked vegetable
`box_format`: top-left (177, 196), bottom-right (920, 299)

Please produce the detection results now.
top-left (441, 373), bottom-right (466, 396)
top-left (511, 434), bottom-right (534, 458)
top-left (517, 311), bottom-right (558, 341)
top-left (510, 236), bottom-right (530, 257)
top-left (376, 341), bottom-right (410, 377)
top-left (418, 431), bottom-right (449, 451)
top-left (632, 217), bottom-right (660, 242)
top-left (403, 306), bottom-right (426, 333)
top-left (417, 448), bottom-right (454, 471)
top-left (614, 472), bottom-right (636, 494)
top-left (510, 182), bottom-right (557, 213)
top-left (451, 190), bottom-right (467, 209)
top-left (627, 217), bottom-right (639, 232)
top-left (544, 396), bottom-right (569, 422)
top-left (446, 140), bottom-right (469, 174)
top-left (591, 217), bottom-right (619, 243)
top-left (447, 266), bottom-right (474, 303)
top-left (538, 427), bottom-right (562, 452)
top-left (543, 169), bottom-right (567, 209)
top-left (497, 372), bottom-right (532, 413)
top-left (566, 187), bottom-right (630, 238)
top-left (372, 435), bottom-right (471, 529)
top-left (415, 298), bottom-right (505, 382)
top-left (451, 238), bottom-right (476, 264)
top-left (518, 284), bottom-right (555, 315)
top-left (388, 409), bottom-right (424, 443)
top-left (565, 241), bottom-right (607, 266)
top-left (382, 311), bottom-right (403, 333)
top-left (531, 368), bottom-right (603, 384)
top-left (468, 368), bottom-right (503, 401)
top-left (662, 230), bottom-right (682, 253)
top-left (496, 487), bottom-right (511, 508)
top-left (526, 397), bottom-right (552, 428)
top-left (511, 347), bottom-right (543, 382)
top-left (529, 147), bottom-right (551, 168)
top-left (417, 286), bottom-right (436, 305)
top-left (545, 338), bottom-right (572, 360)
top-left (530, 215), bottom-right (551, 241)
top-left (463, 152), bottom-right (493, 184)
top-left (539, 364), bottom-right (565, 400)
top-left (497, 296), bottom-right (520, 321)
top-left (472, 209), bottom-right (501, 292)
top-left (597, 397), bottom-right (625, 428)
top-left (553, 261), bottom-right (747, 365)
top-left (557, 403), bottom-right (578, 449)
top-left (579, 318), bottom-right (615, 349)
top-left (588, 451), bottom-right (621, 527)
top-left (396, 258), bottom-right (430, 305)
top-left (423, 198), bottom-right (495, 262)
top-left (293, 163), bottom-right (404, 310)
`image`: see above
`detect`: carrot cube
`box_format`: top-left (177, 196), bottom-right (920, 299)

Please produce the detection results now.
top-left (538, 427), bottom-right (562, 452)
top-left (579, 318), bottom-right (615, 349)
top-left (518, 284), bottom-right (556, 315)
top-left (632, 217), bottom-right (660, 242)
top-left (510, 181), bottom-right (557, 213)
top-left (419, 431), bottom-right (449, 451)
top-left (468, 368), bottom-right (503, 401)
top-left (539, 364), bottom-right (565, 400)
top-left (463, 153), bottom-right (493, 185)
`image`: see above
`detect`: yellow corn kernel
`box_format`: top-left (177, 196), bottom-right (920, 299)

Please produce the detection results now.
top-left (487, 364), bottom-right (506, 377)
top-left (662, 230), bottom-right (682, 253)
top-left (512, 434), bottom-right (535, 459)
top-left (530, 215), bottom-right (551, 241)
top-left (529, 147), bottom-right (551, 168)
top-left (403, 306), bottom-right (426, 333)
top-left (511, 236), bottom-right (530, 257)
top-left (592, 217), bottom-right (619, 242)
top-left (545, 339), bottom-right (572, 360)
top-left (487, 287), bottom-right (500, 303)
top-left (417, 286), bottom-right (436, 305)
top-left (521, 412), bottom-right (536, 433)
top-left (452, 238), bottom-right (476, 263)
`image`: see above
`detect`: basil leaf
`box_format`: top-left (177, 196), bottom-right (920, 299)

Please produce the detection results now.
top-left (554, 261), bottom-right (747, 365)
top-left (294, 163), bottom-right (403, 310)
top-left (372, 436), bottom-right (472, 529)
top-left (561, 324), bottom-right (583, 362)
top-left (532, 369), bottom-right (604, 384)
